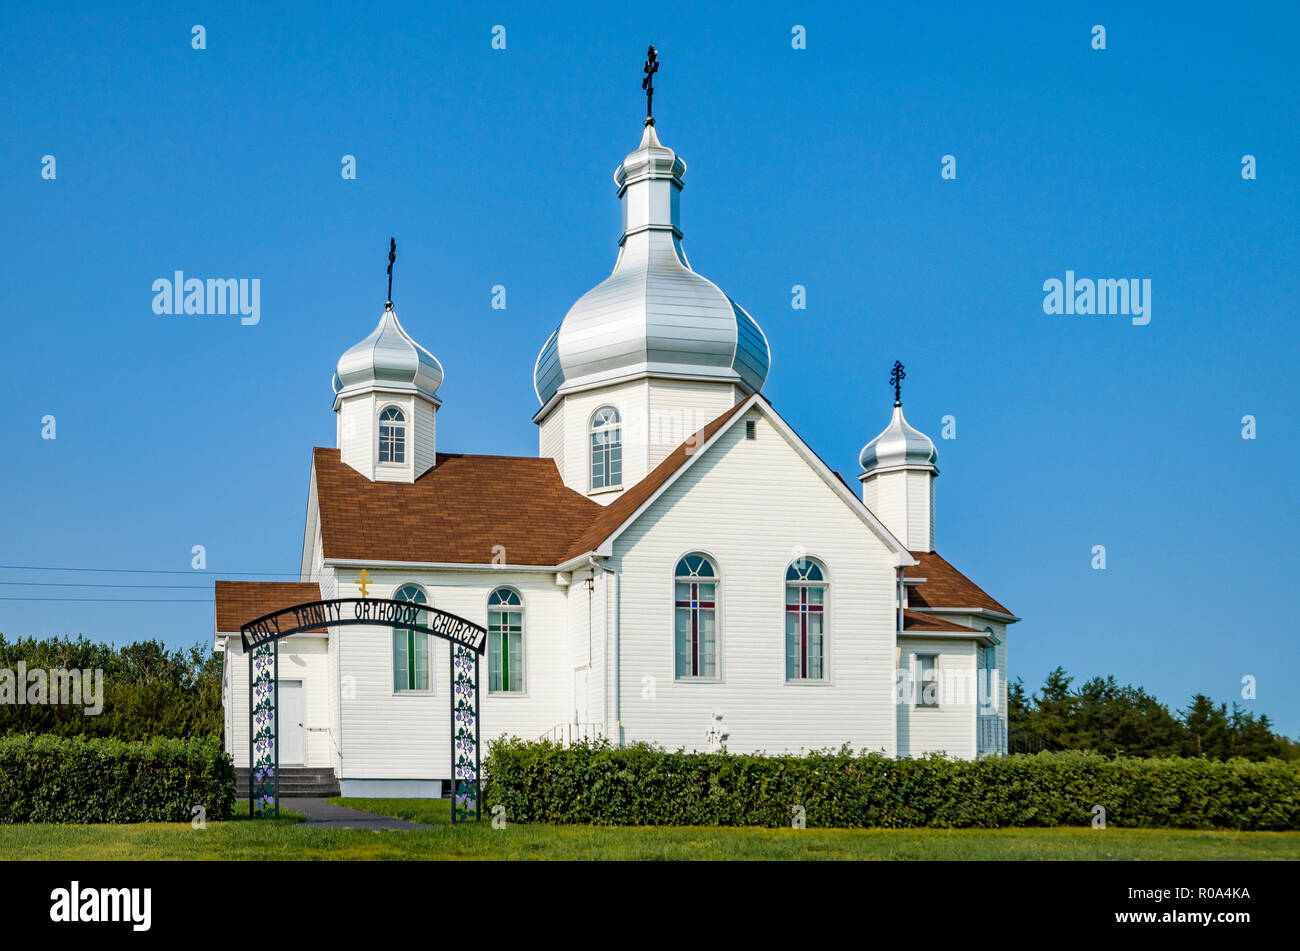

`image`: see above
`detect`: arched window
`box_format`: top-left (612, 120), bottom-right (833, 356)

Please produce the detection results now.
top-left (488, 588), bottom-right (524, 694)
top-left (674, 553), bottom-right (718, 679)
top-left (590, 406), bottom-right (622, 490)
top-left (785, 558), bottom-right (826, 680)
top-left (392, 583), bottom-right (430, 692)
top-left (378, 406), bottom-right (406, 464)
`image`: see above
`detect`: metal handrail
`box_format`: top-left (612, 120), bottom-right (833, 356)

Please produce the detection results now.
top-left (538, 722), bottom-right (604, 745)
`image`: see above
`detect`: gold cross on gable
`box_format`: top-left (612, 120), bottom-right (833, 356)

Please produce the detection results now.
top-left (356, 569), bottom-right (372, 598)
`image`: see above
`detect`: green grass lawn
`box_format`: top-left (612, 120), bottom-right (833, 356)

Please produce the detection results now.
top-left (0, 797), bottom-right (1296, 860)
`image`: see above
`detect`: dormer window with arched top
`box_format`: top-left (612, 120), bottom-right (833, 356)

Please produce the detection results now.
top-left (590, 406), bottom-right (622, 490)
top-left (378, 406), bottom-right (406, 464)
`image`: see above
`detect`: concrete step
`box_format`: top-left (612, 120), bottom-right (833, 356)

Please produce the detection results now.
top-left (235, 767), bottom-right (340, 798)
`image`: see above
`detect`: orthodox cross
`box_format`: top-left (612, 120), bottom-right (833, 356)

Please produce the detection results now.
top-left (642, 45), bottom-right (659, 123)
top-left (890, 361), bottom-right (905, 406)
top-left (356, 569), bottom-right (372, 598)
top-left (386, 237), bottom-right (396, 307)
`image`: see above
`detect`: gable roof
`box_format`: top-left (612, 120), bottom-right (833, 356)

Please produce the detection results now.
top-left (215, 581), bottom-right (324, 634)
top-left (562, 398), bottom-right (751, 560)
top-left (905, 551), bottom-right (1012, 616)
top-left (902, 609), bottom-right (980, 633)
top-left (306, 396), bottom-right (912, 572)
top-left (564, 394), bottom-right (911, 562)
top-left (314, 448), bottom-right (600, 566)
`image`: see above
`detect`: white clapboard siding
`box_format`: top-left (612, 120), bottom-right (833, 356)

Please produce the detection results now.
top-left (337, 391), bottom-right (421, 483)
top-left (928, 613), bottom-right (1010, 728)
top-left (538, 406), bottom-right (565, 473)
top-left (609, 408), bottom-right (899, 755)
top-left (554, 379), bottom-right (648, 501)
top-left (645, 379), bottom-right (739, 469)
top-left (413, 397), bottom-right (437, 477)
top-left (896, 636), bottom-right (976, 759)
top-left (224, 635), bottom-right (331, 769)
top-left (331, 571), bottom-right (571, 781)
top-left (337, 391), bottom-right (378, 480)
top-left (906, 470), bottom-right (932, 552)
top-left (564, 564), bottom-right (607, 725)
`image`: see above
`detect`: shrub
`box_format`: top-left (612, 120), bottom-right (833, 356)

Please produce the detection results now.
top-left (483, 740), bottom-right (1300, 830)
top-left (0, 733), bottom-right (234, 823)
top-left (0, 635), bottom-right (223, 742)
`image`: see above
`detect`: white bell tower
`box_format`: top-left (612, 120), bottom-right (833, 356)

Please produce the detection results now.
top-left (859, 363), bottom-right (938, 553)
top-left (331, 250), bottom-right (443, 484)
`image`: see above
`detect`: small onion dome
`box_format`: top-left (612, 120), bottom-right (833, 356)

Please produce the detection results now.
top-left (859, 404), bottom-right (938, 474)
top-left (533, 123), bottom-right (770, 406)
top-left (332, 305), bottom-right (443, 403)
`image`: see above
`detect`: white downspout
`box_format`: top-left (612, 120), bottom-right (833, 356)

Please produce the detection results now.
top-left (589, 554), bottom-right (622, 747)
top-left (896, 566), bottom-right (905, 758)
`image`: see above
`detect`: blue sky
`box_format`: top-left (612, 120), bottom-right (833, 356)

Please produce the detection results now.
top-left (1, 1), bottom-right (1296, 734)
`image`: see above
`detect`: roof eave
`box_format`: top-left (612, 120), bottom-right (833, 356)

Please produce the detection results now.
top-left (909, 606), bottom-right (1020, 624)
top-left (321, 556), bottom-right (565, 573)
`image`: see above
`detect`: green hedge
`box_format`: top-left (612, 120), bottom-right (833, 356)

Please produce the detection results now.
top-left (0, 734), bottom-right (234, 823)
top-left (483, 740), bottom-right (1300, 830)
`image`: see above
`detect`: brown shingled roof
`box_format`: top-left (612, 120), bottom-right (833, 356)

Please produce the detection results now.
top-left (215, 581), bottom-right (324, 633)
top-left (902, 609), bottom-right (980, 633)
top-left (905, 551), bottom-right (1012, 615)
top-left (314, 448), bottom-right (601, 566)
top-left (562, 398), bottom-right (752, 560)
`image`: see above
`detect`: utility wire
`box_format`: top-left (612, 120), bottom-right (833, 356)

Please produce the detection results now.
top-left (0, 597), bottom-right (213, 603)
top-left (0, 564), bottom-right (300, 576)
top-left (0, 581), bottom-right (216, 589)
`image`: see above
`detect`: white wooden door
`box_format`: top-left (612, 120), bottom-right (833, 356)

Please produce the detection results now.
top-left (573, 667), bottom-right (589, 724)
top-left (278, 680), bottom-right (305, 766)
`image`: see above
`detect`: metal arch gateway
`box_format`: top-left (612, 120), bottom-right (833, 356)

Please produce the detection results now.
top-left (239, 598), bottom-right (488, 823)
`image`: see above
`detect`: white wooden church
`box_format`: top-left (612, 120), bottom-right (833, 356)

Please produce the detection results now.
top-left (215, 110), bottom-right (1017, 798)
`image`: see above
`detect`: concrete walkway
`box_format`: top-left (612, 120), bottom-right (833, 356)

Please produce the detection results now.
top-left (281, 797), bottom-right (433, 830)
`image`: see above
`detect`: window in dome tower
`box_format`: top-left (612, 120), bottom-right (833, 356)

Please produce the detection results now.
top-left (378, 405), bottom-right (406, 464)
top-left (590, 406), bottom-right (622, 490)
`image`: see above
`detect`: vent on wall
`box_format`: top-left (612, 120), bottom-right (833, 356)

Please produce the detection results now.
top-left (745, 419), bottom-right (757, 440)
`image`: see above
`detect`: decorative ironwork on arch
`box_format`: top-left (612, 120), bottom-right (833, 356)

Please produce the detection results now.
top-left (239, 598), bottom-right (488, 823)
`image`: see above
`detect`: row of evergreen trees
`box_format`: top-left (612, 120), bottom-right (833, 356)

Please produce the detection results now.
top-left (1009, 668), bottom-right (1299, 761)
top-left (0, 634), bottom-right (222, 740)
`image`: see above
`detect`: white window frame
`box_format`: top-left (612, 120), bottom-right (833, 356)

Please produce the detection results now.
top-left (589, 405), bottom-right (623, 492)
top-left (978, 634), bottom-right (998, 714)
top-left (487, 586), bottom-right (527, 696)
top-left (913, 651), bottom-right (941, 709)
top-left (392, 583), bottom-right (433, 695)
top-left (377, 404), bottom-right (408, 466)
top-left (783, 556), bottom-right (830, 684)
top-left (672, 551), bottom-right (722, 682)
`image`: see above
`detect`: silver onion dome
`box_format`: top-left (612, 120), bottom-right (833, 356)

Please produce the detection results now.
top-left (333, 305), bottom-right (444, 403)
top-left (859, 404), bottom-right (938, 473)
top-left (534, 123), bottom-right (770, 406)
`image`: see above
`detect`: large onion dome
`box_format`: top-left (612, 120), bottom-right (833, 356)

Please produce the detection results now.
top-left (534, 122), bottom-right (770, 406)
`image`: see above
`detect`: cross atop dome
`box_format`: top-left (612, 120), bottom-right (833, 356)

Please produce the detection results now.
top-left (385, 237), bottom-right (396, 309)
top-left (890, 360), bottom-right (905, 406)
top-left (532, 88), bottom-right (770, 412)
top-left (642, 44), bottom-right (659, 125)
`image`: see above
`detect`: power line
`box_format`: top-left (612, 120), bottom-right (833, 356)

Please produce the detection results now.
top-left (0, 597), bottom-right (213, 603)
top-left (0, 564), bottom-right (301, 577)
top-left (0, 581), bottom-right (215, 589)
